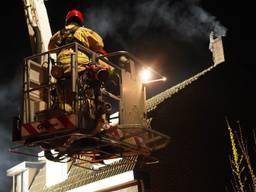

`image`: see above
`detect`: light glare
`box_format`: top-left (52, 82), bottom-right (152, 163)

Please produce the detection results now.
top-left (141, 69), bottom-right (152, 82)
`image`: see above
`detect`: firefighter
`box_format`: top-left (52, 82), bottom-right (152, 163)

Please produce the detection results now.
top-left (48, 9), bottom-right (110, 73)
top-left (48, 9), bottom-right (112, 133)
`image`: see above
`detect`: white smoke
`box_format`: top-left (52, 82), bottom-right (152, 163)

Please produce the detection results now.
top-left (86, 6), bottom-right (124, 38)
top-left (85, 0), bottom-right (227, 43)
top-left (0, 71), bottom-right (36, 190)
top-left (0, 72), bottom-right (21, 189)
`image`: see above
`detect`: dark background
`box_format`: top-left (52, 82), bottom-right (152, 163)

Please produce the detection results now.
top-left (0, 0), bottom-right (254, 191)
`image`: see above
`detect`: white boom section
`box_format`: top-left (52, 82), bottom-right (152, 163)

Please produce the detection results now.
top-left (22, 0), bottom-right (53, 116)
top-left (23, 0), bottom-right (52, 52)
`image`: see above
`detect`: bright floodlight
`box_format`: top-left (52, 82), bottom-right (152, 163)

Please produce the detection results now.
top-left (140, 68), bottom-right (152, 82)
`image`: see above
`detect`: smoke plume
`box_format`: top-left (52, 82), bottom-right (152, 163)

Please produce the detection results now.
top-left (0, 71), bottom-right (36, 191)
top-left (86, 0), bottom-right (227, 45)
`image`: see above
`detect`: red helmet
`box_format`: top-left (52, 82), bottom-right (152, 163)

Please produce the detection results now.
top-left (65, 9), bottom-right (84, 25)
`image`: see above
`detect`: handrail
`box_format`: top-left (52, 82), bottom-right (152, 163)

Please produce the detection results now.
top-left (97, 51), bottom-right (141, 64)
top-left (24, 42), bottom-right (130, 71)
top-left (24, 42), bottom-right (94, 60)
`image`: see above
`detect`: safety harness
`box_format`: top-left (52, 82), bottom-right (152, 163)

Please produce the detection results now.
top-left (56, 25), bottom-right (83, 47)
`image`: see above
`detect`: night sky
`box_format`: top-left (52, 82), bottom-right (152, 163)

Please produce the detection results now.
top-left (0, 0), bottom-right (255, 191)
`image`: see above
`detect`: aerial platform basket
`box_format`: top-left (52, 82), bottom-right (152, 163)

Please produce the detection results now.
top-left (12, 42), bottom-right (170, 163)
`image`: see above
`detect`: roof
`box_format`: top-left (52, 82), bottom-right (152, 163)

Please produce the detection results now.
top-left (146, 63), bottom-right (222, 112)
top-left (43, 156), bottom-right (137, 192)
